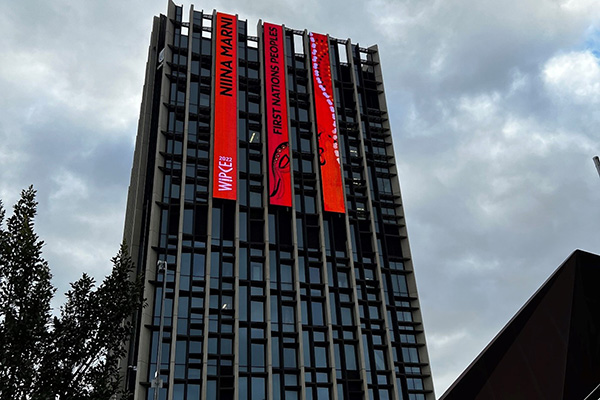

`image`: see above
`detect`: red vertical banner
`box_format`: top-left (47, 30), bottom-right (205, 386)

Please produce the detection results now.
top-left (213, 12), bottom-right (238, 200)
top-left (264, 23), bottom-right (292, 207)
top-left (309, 32), bottom-right (345, 213)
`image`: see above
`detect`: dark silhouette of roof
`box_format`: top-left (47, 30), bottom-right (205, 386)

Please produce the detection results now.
top-left (440, 250), bottom-right (600, 400)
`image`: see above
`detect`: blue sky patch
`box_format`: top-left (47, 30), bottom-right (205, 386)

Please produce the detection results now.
top-left (584, 25), bottom-right (600, 59)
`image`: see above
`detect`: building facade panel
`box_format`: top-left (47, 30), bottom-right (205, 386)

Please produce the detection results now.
top-left (123, 2), bottom-right (434, 399)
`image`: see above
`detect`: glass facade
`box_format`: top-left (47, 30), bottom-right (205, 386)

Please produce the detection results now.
top-left (122, 2), bottom-right (434, 400)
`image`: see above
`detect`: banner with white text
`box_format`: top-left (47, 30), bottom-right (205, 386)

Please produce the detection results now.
top-left (213, 12), bottom-right (238, 200)
top-left (264, 22), bottom-right (292, 207)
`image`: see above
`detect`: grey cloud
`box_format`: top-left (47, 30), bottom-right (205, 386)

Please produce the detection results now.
top-left (1, 0), bottom-right (599, 396)
top-left (376, 2), bottom-right (600, 390)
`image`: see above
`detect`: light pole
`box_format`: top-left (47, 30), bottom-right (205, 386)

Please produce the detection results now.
top-left (152, 260), bottom-right (168, 400)
top-left (593, 156), bottom-right (600, 179)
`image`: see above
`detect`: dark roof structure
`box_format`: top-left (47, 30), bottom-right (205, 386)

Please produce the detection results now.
top-left (440, 249), bottom-right (600, 400)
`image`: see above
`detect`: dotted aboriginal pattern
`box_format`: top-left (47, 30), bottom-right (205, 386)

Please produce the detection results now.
top-left (310, 32), bottom-right (340, 165)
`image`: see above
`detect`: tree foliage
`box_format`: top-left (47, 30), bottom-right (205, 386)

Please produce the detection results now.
top-left (0, 187), bottom-right (144, 400)
top-left (0, 186), bottom-right (54, 399)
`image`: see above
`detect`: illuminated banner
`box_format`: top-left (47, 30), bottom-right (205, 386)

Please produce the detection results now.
top-left (264, 23), bottom-right (292, 207)
top-left (309, 32), bottom-right (345, 213)
top-left (213, 12), bottom-right (237, 200)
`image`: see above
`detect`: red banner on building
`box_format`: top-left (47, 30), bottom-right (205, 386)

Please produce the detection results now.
top-left (309, 32), bottom-right (345, 213)
top-left (213, 12), bottom-right (237, 200)
top-left (264, 23), bottom-right (292, 207)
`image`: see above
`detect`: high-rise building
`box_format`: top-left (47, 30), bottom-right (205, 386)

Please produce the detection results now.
top-left (122, 2), bottom-right (435, 399)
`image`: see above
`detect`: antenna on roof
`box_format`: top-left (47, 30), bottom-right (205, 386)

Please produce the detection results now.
top-left (593, 156), bottom-right (600, 178)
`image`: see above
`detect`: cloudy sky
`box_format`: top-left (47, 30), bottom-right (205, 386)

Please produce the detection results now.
top-left (1, 0), bottom-right (599, 395)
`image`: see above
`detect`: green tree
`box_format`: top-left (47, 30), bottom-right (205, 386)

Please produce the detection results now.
top-left (35, 244), bottom-right (143, 400)
top-left (0, 187), bottom-right (144, 400)
top-left (0, 186), bottom-right (54, 399)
